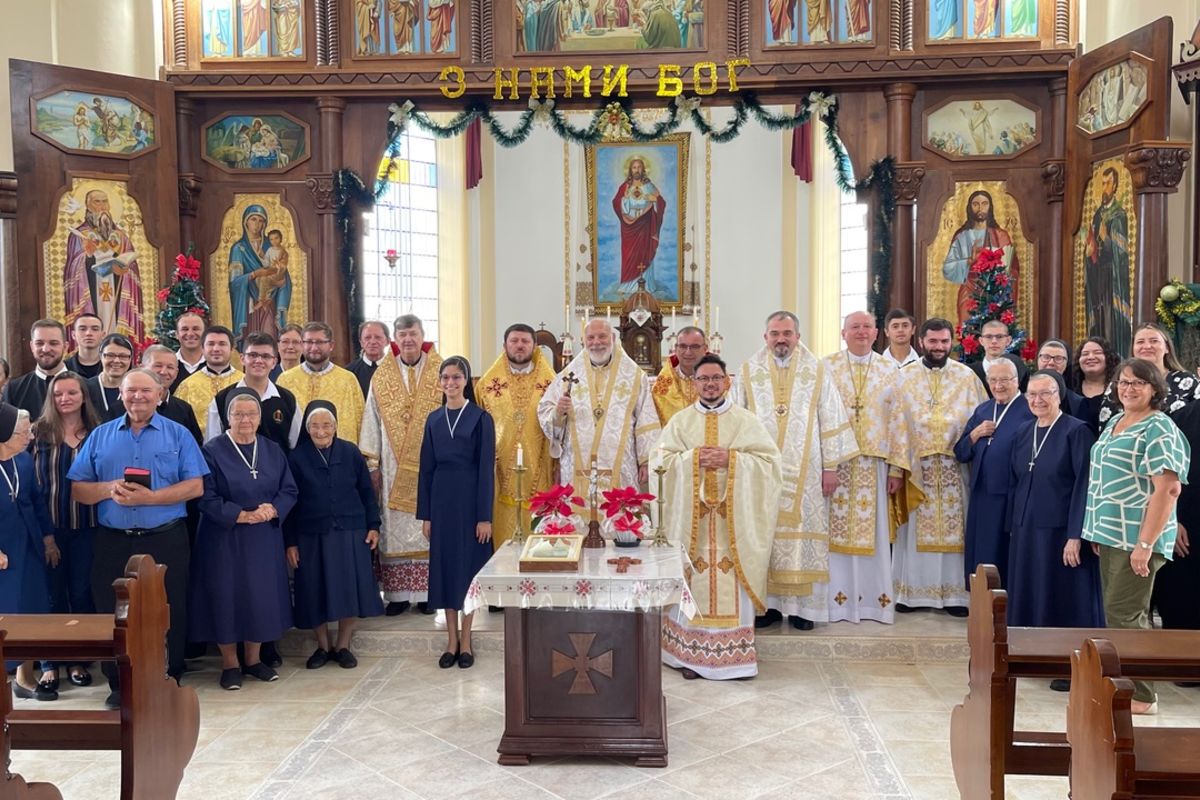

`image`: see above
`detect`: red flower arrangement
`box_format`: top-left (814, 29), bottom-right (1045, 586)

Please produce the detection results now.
top-left (953, 246), bottom-right (1030, 366)
top-left (1019, 338), bottom-right (1039, 361)
top-left (600, 486), bottom-right (656, 543)
top-left (173, 253), bottom-right (202, 282)
top-left (529, 484), bottom-right (585, 536)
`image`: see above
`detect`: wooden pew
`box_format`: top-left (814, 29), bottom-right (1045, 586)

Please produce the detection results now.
top-left (0, 555), bottom-right (200, 800)
top-left (1068, 638), bottom-right (1200, 800)
top-left (950, 564), bottom-right (1200, 800)
top-left (0, 667), bottom-right (62, 800)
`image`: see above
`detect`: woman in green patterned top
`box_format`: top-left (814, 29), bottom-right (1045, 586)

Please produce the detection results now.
top-left (1082, 357), bottom-right (1190, 713)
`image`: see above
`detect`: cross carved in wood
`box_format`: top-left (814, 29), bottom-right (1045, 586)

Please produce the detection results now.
top-left (551, 633), bottom-right (614, 695)
top-left (607, 557), bottom-right (642, 574)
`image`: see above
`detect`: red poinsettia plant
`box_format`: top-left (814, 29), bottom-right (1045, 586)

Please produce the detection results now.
top-left (600, 486), bottom-right (656, 542)
top-left (953, 246), bottom-right (1030, 365)
top-left (529, 484), bottom-right (585, 536)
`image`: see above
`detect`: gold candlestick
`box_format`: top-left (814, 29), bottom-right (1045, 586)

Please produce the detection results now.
top-left (511, 463), bottom-right (528, 545)
top-left (650, 462), bottom-right (670, 548)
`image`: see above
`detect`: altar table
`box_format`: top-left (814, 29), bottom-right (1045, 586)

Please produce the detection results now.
top-left (465, 542), bottom-right (695, 767)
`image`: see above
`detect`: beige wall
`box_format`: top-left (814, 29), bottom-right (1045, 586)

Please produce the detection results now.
top-left (1082, 0), bottom-right (1200, 279)
top-left (0, 0), bottom-right (160, 172)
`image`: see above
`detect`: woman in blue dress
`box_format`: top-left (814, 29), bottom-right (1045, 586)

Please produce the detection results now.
top-left (1007, 371), bottom-right (1103, 693)
top-left (953, 359), bottom-right (1032, 588)
top-left (190, 390), bottom-right (297, 690)
top-left (0, 404), bottom-right (55, 700)
top-left (417, 357), bottom-right (495, 670)
top-left (286, 401), bottom-right (384, 670)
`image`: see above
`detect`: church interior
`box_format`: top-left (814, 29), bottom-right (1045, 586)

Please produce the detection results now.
top-left (4, 1), bottom-right (1200, 798)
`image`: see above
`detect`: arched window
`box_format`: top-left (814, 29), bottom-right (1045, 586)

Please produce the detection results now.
top-left (362, 127), bottom-right (440, 344)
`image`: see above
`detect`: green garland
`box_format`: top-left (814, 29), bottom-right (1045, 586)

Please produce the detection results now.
top-left (341, 92), bottom-right (898, 333)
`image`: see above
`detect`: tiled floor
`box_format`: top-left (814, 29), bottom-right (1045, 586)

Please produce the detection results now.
top-left (9, 611), bottom-right (1200, 799)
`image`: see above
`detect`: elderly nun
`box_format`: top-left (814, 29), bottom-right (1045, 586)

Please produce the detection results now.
top-left (285, 400), bottom-right (383, 670)
top-left (1007, 370), bottom-right (1103, 659)
top-left (189, 389), bottom-right (298, 691)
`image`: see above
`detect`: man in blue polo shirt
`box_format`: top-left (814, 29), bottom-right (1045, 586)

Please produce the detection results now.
top-left (69, 368), bottom-right (208, 708)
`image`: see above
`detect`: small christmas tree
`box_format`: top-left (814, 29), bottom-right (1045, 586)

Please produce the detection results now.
top-left (153, 250), bottom-right (211, 351)
top-left (953, 246), bottom-right (1037, 365)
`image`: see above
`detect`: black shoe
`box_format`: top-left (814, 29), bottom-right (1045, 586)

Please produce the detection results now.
top-left (385, 601), bottom-right (410, 616)
top-left (261, 642), bottom-right (283, 669)
top-left (242, 662), bottom-right (279, 683)
top-left (895, 603), bottom-right (917, 613)
top-left (754, 609), bottom-right (782, 629)
top-left (333, 648), bottom-right (358, 669)
top-left (488, 605), bottom-right (504, 614)
top-left (1175, 681), bottom-right (1200, 689)
top-left (305, 648), bottom-right (332, 670)
top-left (680, 668), bottom-right (700, 680)
top-left (34, 680), bottom-right (58, 702)
top-left (458, 651), bottom-right (475, 669)
top-left (104, 691), bottom-right (120, 710)
top-left (69, 669), bottom-right (93, 687)
top-left (1050, 679), bottom-right (1071, 692)
top-left (438, 649), bottom-right (459, 669)
top-left (946, 606), bottom-right (970, 618)
top-left (219, 668), bottom-right (242, 691)
top-left (12, 682), bottom-right (35, 700)
top-left (38, 675), bottom-right (60, 693)
top-left (788, 615), bottom-right (815, 631)
top-left (418, 602), bottom-right (435, 615)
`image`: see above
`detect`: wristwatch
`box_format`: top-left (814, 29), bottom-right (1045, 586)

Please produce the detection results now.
top-left (1137, 541), bottom-right (1152, 550)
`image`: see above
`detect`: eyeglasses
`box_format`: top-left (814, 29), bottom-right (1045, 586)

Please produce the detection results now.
top-left (101, 352), bottom-right (132, 360)
top-left (987, 376), bottom-right (1017, 384)
top-left (229, 411), bottom-right (259, 420)
top-left (1038, 355), bottom-right (1068, 365)
top-left (1026, 390), bottom-right (1059, 400)
top-left (693, 376), bottom-right (726, 384)
top-left (243, 352), bottom-right (275, 361)
top-left (980, 334), bottom-right (1010, 342)
top-left (1117, 379), bottom-right (1150, 389)
top-left (302, 339), bottom-right (330, 346)
top-left (675, 344), bottom-right (705, 352)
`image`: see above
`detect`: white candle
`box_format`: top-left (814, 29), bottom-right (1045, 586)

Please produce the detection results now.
top-left (564, 303), bottom-right (570, 332)
top-left (714, 306), bottom-right (720, 332)
top-left (671, 307), bottom-right (676, 329)
top-left (516, 444), bottom-right (524, 468)
top-left (606, 306), bottom-right (612, 324)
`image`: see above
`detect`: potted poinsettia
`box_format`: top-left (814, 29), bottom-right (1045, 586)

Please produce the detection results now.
top-left (529, 484), bottom-right (585, 536)
top-left (600, 486), bottom-right (656, 548)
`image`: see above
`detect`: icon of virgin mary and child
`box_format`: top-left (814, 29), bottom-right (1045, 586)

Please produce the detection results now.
top-left (228, 204), bottom-right (292, 347)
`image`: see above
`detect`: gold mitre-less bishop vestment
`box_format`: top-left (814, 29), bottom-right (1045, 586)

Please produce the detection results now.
top-left (277, 362), bottom-right (365, 446)
top-left (893, 359), bottom-right (986, 554)
top-left (734, 344), bottom-right (859, 618)
top-left (659, 397), bottom-right (781, 680)
top-left (477, 349), bottom-right (556, 549)
top-left (651, 355), bottom-right (699, 425)
top-left (536, 348), bottom-right (660, 510)
top-left (360, 346), bottom-right (444, 600)
top-left (176, 367), bottom-right (244, 437)
top-left (821, 351), bottom-right (908, 556)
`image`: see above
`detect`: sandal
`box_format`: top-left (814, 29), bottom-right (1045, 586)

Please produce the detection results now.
top-left (34, 680), bottom-right (59, 701)
top-left (69, 669), bottom-right (92, 687)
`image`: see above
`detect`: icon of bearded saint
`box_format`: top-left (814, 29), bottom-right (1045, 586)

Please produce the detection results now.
top-left (63, 188), bottom-right (144, 348)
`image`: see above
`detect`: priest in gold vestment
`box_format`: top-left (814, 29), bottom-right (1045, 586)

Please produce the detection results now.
top-left (476, 324), bottom-right (556, 549)
top-left (277, 322), bottom-right (365, 446)
top-left (359, 315), bottom-right (443, 612)
top-left (733, 311), bottom-right (859, 629)
top-left (661, 354), bottom-right (781, 680)
top-left (175, 326), bottom-right (243, 437)
top-left (822, 312), bottom-right (908, 624)
top-left (891, 318), bottom-right (987, 612)
top-left (537, 320), bottom-right (659, 511)
top-left (651, 327), bottom-right (707, 425)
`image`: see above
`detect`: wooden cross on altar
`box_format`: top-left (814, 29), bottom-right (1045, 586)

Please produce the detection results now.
top-left (607, 556), bottom-right (642, 574)
top-left (551, 633), bottom-right (613, 695)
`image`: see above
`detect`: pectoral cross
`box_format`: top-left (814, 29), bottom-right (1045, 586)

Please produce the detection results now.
top-left (1027, 459), bottom-right (1036, 473)
top-left (607, 556), bottom-right (642, 574)
top-left (850, 401), bottom-right (863, 420)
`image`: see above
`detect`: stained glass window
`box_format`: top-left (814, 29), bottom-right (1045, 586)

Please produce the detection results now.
top-left (765, 0), bottom-right (874, 47)
top-left (201, 0), bottom-right (305, 59)
top-left (362, 128), bottom-right (441, 344)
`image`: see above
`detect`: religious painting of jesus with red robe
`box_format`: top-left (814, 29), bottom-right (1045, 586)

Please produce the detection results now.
top-left (586, 134), bottom-right (688, 309)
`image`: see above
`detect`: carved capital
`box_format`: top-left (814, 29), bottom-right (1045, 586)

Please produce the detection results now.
top-left (316, 96), bottom-right (347, 114)
top-left (178, 174), bottom-right (202, 217)
top-left (1125, 142), bottom-right (1192, 194)
top-left (884, 83), bottom-right (918, 104)
top-left (1041, 159), bottom-right (1066, 201)
top-left (306, 173), bottom-right (336, 214)
top-left (892, 162), bottom-right (926, 205)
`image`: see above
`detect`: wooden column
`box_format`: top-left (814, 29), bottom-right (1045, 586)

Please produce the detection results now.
top-left (0, 172), bottom-right (16, 367)
top-left (176, 97), bottom-right (201, 250)
top-left (311, 96), bottom-right (350, 363)
top-left (885, 83), bottom-right (917, 317)
top-left (1125, 142), bottom-right (1191, 325)
top-left (1040, 77), bottom-right (1067, 339)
